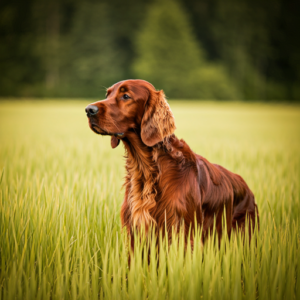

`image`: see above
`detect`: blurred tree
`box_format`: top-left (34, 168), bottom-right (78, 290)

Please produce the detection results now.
top-left (133, 0), bottom-right (240, 99)
top-left (0, 0), bottom-right (41, 96)
top-left (104, 0), bottom-right (151, 79)
top-left (31, 0), bottom-right (128, 97)
top-left (0, 0), bottom-right (299, 100)
top-left (211, 0), bottom-right (275, 100)
top-left (184, 0), bottom-right (300, 100)
top-left (60, 1), bottom-right (126, 97)
top-left (31, 0), bottom-right (63, 95)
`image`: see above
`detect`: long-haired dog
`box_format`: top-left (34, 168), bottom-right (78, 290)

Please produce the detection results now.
top-left (85, 80), bottom-right (259, 246)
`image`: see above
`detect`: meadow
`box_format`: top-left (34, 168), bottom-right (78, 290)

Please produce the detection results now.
top-left (0, 100), bottom-right (299, 300)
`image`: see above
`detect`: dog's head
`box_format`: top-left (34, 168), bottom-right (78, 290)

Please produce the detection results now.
top-left (85, 80), bottom-right (176, 148)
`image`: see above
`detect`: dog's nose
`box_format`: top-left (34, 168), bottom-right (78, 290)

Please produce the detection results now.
top-left (85, 105), bottom-right (99, 116)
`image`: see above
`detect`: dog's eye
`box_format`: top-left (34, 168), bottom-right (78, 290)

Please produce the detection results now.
top-left (123, 94), bottom-right (130, 100)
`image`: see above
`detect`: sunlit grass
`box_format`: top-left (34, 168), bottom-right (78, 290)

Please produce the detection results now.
top-left (0, 100), bottom-right (300, 300)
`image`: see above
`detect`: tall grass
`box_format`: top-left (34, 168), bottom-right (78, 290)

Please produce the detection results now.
top-left (0, 100), bottom-right (299, 300)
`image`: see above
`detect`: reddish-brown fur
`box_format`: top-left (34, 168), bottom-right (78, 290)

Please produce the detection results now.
top-left (86, 79), bottom-right (259, 245)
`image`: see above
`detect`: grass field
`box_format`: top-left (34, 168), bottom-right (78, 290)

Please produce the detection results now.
top-left (0, 100), bottom-right (300, 300)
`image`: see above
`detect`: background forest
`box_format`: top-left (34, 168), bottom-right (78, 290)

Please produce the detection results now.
top-left (0, 0), bottom-right (299, 100)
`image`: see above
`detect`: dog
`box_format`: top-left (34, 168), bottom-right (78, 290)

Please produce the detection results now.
top-left (85, 79), bottom-right (259, 245)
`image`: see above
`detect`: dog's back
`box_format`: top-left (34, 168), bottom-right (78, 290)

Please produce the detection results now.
top-left (196, 154), bottom-right (258, 239)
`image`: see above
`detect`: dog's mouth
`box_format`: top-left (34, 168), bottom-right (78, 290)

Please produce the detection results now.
top-left (91, 124), bottom-right (108, 135)
top-left (90, 123), bottom-right (123, 149)
top-left (91, 124), bottom-right (124, 137)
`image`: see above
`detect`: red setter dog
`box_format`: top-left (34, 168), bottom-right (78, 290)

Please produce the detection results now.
top-left (85, 79), bottom-right (259, 245)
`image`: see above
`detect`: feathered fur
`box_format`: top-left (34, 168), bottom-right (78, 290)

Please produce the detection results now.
top-left (86, 79), bottom-right (259, 247)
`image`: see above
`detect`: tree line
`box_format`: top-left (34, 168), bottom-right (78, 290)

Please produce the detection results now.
top-left (0, 0), bottom-right (299, 100)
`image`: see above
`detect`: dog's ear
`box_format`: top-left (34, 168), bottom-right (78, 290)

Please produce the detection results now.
top-left (141, 89), bottom-right (176, 147)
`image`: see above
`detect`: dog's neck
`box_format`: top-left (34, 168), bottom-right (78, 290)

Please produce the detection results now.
top-left (121, 131), bottom-right (160, 228)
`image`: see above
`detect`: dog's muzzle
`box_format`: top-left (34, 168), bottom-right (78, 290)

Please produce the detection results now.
top-left (85, 105), bottom-right (99, 117)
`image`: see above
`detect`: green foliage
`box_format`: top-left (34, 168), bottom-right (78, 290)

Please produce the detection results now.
top-left (132, 0), bottom-right (203, 97)
top-left (61, 2), bottom-right (126, 97)
top-left (31, 0), bottom-right (128, 98)
top-left (0, 2), bottom-right (40, 96)
top-left (184, 0), bottom-right (300, 101)
top-left (133, 0), bottom-right (239, 100)
top-left (0, 100), bottom-right (300, 299)
top-left (0, 0), bottom-right (299, 100)
top-left (193, 65), bottom-right (241, 100)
